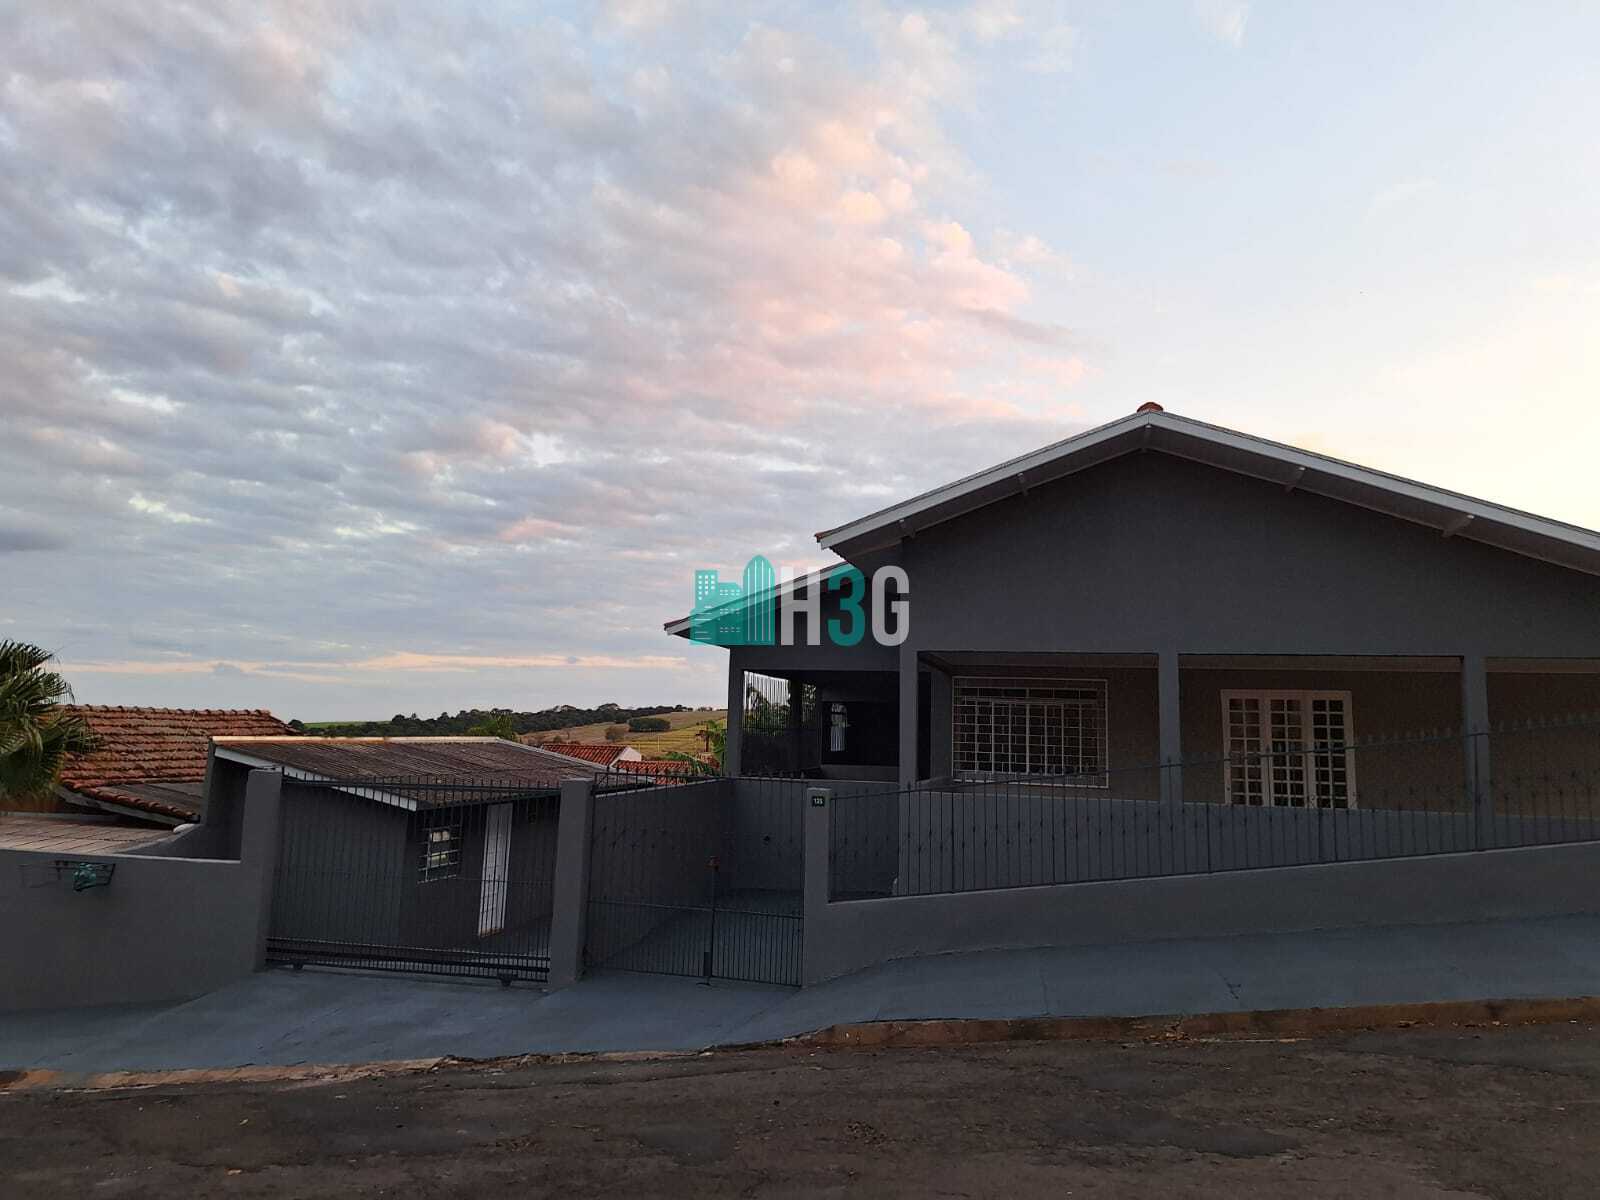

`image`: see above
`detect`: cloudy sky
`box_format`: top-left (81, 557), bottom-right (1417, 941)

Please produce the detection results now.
top-left (3, 2), bottom-right (1598, 720)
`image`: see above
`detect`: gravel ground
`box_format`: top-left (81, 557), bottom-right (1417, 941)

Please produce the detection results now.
top-left (5, 1023), bottom-right (1600, 1198)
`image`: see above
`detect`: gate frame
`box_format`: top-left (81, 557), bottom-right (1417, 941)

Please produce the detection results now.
top-left (263, 773), bottom-right (561, 984)
top-left (554, 774), bottom-right (806, 988)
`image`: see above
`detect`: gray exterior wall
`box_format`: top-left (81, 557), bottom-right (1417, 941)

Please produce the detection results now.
top-left (725, 450), bottom-right (1600, 791)
top-left (803, 794), bottom-right (1600, 985)
top-left (1, 770), bottom-right (281, 1012)
top-left (895, 452), bottom-right (1600, 657)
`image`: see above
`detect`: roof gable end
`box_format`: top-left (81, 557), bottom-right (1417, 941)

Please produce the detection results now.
top-left (816, 411), bottom-right (1600, 577)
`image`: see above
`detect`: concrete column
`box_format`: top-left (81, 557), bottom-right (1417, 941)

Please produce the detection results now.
top-left (240, 768), bottom-right (283, 971)
top-left (546, 777), bottom-right (596, 989)
top-left (1157, 649), bottom-right (1183, 874)
top-left (802, 786), bottom-right (832, 986)
top-left (898, 641), bottom-right (919, 786)
top-left (928, 666), bottom-right (952, 783)
top-left (1157, 649), bottom-right (1183, 805)
top-left (1462, 653), bottom-right (1493, 849)
top-left (723, 655), bottom-right (743, 778)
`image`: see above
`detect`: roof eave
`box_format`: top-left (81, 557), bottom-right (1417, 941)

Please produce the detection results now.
top-left (816, 410), bottom-right (1600, 577)
top-left (210, 746), bottom-right (420, 812)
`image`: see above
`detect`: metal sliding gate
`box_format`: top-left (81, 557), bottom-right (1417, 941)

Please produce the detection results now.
top-left (265, 776), bottom-right (559, 983)
top-left (584, 778), bottom-right (804, 986)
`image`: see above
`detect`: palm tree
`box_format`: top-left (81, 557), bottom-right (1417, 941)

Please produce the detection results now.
top-left (664, 719), bottom-right (724, 777)
top-left (0, 640), bottom-right (95, 807)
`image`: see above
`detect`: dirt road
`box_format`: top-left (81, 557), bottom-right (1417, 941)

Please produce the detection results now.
top-left (5, 1023), bottom-right (1600, 1197)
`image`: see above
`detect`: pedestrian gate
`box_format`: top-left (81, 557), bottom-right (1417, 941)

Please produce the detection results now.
top-left (583, 779), bottom-right (804, 986)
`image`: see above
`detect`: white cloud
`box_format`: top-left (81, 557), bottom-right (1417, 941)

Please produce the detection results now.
top-left (128, 494), bottom-right (209, 524)
top-left (1193, 0), bottom-right (1249, 48)
top-left (0, 1), bottom-right (1084, 715)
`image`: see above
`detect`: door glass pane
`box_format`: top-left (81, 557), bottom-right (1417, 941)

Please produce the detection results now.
top-left (1267, 697), bottom-right (1308, 808)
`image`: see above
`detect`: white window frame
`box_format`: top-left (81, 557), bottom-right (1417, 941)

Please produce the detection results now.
top-left (952, 677), bottom-right (1109, 785)
top-left (419, 819), bottom-right (463, 882)
top-left (1221, 689), bottom-right (1358, 809)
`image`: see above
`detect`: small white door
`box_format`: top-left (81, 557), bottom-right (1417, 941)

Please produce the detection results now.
top-left (478, 804), bottom-right (512, 937)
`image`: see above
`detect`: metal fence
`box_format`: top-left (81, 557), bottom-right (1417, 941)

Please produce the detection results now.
top-left (828, 715), bottom-right (1600, 901)
top-left (583, 772), bottom-right (805, 985)
top-left (266, 775), bottom-right (563, 982)
top-left (741, 672), bottom-right (822, 776)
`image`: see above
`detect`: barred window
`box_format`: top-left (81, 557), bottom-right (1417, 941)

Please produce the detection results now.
top-left (1222, 690), bottom-right (1356, 809)
top-left (419, 820), bottom-right (463, 882)
top-left (953, 678), bottom-right (1109, 784)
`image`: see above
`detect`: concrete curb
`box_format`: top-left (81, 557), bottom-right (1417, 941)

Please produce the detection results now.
top-left (5, 995), bottom-right (1598, 1093)
top-left (0, 1057), bottom-right (447, 1094)
top-left (791, 995), bottom-right (1600, 1049)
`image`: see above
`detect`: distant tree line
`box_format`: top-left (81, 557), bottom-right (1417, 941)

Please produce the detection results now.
top-left (288, 702), bottom-right (689, 739)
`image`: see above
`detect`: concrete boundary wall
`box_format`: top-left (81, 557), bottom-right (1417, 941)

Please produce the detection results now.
top-left (0, 771), bottom-right (282, 1012)
top-left (802, 788), bottom-right (1600, 985)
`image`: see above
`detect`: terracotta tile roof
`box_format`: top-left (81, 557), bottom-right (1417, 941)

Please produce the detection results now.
top-left (56, 706), bottom-right (294, 822)
top-left (534, 741), bottom-right (635, 766)
top-left (211, 737), bottom-right (606, 807)
top-left (614, 757), bottom-right (708, 784)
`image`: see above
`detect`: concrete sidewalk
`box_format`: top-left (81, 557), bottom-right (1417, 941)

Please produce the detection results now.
top-left (6, 915), bottom-right (1600, 1073)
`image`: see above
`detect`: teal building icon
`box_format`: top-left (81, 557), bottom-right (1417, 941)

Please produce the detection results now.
top-left (690, 556), bottom-right (776, 646)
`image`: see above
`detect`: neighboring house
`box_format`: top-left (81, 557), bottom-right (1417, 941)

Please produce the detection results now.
top-left (535, 741), bottom-right (643, 768)
top-left (668, 405), bottom-right (1600, 803)
top-left (54, 706), bottom-right (295, 826)
top-left (614, 757), bottom-right (706, 783)
top-left (206, 737), bottom-right (609, 975)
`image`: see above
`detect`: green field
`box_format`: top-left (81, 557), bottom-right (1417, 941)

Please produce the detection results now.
top-left (534, 709), bottom-right (726, 757)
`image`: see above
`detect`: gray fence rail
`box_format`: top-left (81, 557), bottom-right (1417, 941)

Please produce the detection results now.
top-left (828, 716), bottom-right (1600, 901)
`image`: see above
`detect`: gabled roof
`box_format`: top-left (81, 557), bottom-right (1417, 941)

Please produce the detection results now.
top-left (816, 409), bottom-right (1600, 576)
top-left (616, 757), bottom-right (706, 784)
top-left (533, 741), bottom-right (640, 766)
top-left (211, 736), bottom-right (607, 810)
top-left (56, 706), bottom-right (295, 824)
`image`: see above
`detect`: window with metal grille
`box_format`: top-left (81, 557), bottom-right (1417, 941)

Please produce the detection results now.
top-left (1222, 690), bottom-right (1356, 808)
top-left (952, 678), bottom-right (1109, 784)
top-left (419, 820), bottom-right (463, 882)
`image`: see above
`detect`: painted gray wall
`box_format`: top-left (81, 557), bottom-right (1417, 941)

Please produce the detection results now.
top-left (1, 770), bottom-right (281, 1012)
top-left (802, 791), bottom-right (1600, 985)
top-left (722, 452), bottom-right (1600, 784)
top-left (895, 451), bottom-right (1600, 657)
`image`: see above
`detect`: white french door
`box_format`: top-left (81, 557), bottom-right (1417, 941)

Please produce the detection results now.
top-left (1222, 690), bottom-right (1356, 809)
top-left (477, 803), bottom-right (512, 936)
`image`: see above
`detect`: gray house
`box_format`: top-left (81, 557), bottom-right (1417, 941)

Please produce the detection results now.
top-left (672, 406), bottom-right (1600, 823)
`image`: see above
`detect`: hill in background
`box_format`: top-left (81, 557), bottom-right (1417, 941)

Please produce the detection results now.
top-left (527, 708), bottom-right (728, 758)
top-left (294, 702), bottom-right (715, 740)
